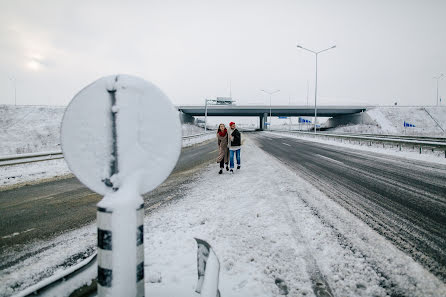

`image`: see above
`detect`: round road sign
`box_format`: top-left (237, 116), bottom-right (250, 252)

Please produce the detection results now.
top-left (61, 75), bottom-right (181, 195)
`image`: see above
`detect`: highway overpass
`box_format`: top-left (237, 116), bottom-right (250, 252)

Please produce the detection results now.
top-left (177, 105), bottom-right (368, 129)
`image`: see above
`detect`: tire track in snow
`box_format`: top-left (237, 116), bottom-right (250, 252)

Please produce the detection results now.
top-left (271, 196), bottom-right (335, 297)
top-left (252, 134), bottom-right (446, 282)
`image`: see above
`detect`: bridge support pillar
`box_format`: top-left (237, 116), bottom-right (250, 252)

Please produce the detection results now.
top-left (259, 113), bottom-right (268, 130)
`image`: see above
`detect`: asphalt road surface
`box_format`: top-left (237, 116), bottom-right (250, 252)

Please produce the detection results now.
top-left (0, 140), bottom-right (218, 269)
top-left (252, 133), bottom-right (446, 282)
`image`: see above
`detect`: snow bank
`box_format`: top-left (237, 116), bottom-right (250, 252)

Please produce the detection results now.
top-left (0, 158), bottom-right (71, 189)
top-left (182, 124), bottom-right (205, 136)
top-left (0, 105), bottom-right (64, 155)
top-left (332, 106), bottom-right (446, 136)
top-left (182, 133), bottom-right (215, 147)
top-left (0, 105), bottom-right (203, 157)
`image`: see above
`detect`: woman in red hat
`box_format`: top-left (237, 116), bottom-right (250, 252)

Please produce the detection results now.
top-left (216, 123), bottom-right (229, 174)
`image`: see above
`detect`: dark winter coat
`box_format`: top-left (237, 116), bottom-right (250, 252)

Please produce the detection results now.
top-left (229, 129), bottom-right (241, 147)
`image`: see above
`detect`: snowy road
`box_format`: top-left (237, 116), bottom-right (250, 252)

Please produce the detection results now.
top-left (252, 133), bottom-right (446, 282)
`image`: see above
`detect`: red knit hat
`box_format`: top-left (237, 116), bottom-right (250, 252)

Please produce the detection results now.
top-left (229, 122), bottom-right (235, 126)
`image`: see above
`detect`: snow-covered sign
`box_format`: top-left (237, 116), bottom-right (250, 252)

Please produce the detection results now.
top-left (61, 75), bottom-right (182, 195)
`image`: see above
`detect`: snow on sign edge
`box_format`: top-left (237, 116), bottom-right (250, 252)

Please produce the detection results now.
top-left (61, 74), bottom-right (181, 196)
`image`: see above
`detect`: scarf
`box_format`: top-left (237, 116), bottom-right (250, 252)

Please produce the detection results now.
top-left (218, 128), bottom-right (227, 137)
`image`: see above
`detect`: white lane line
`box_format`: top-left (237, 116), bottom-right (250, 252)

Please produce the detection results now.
top-left (2, 228), bottom-right (36, 239)
top-left (282, 143), bottom-right (291, 146)
top-left (315, 154), bottom-right (345, 165)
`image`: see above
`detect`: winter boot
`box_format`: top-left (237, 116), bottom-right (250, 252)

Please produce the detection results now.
top-left (230, 169), bottom-right (234, 173)
top-left (237, 165), bottom-right (240, 170)
top-left (219, 169), bottom-right (223, 174)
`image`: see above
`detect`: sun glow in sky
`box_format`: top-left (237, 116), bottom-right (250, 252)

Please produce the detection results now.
top-left (0, 0), bottom-right (445, 107)
top-left (26, 56), bottom-right (44, 71)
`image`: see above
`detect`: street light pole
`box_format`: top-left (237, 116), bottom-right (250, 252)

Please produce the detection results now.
top-left (204, 99), bottom-right (208, 132)
top-left (434, 74), bottom-right (444, 106)
top-left (261, 89), bottom-right (280, 130)
top-left (296, 44), bottom-right (336, 133)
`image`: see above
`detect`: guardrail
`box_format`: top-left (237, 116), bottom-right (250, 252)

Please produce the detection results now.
top-left (270, 130), bottom-right (446, 158)
top-left (0, 151), bottom-right (64, 167)
top-left (313, 131), bottom-right (446, 143)
top-left (13, 253), bottom-right (97, 297)
top-left (1, 132), bottom-right (215, 167)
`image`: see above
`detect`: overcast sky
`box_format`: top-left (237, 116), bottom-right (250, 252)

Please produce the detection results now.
top-left (0, 0), bottom-right (445, 107)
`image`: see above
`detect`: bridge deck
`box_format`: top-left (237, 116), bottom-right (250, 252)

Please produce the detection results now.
top-left (178, 105), bottom-right (368, 117)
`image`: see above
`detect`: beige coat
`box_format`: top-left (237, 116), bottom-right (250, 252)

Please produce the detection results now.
top-left (216, 132), bottom-right (229, 163)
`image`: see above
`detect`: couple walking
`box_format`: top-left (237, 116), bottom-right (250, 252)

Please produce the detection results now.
top-left (216, 121), bottom-right (241, 174)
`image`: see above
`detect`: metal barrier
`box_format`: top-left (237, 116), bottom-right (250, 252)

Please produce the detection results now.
top-left (1, 132), bottom-right (214, 167)
top-left (270, 130), bottom-right (446, 158)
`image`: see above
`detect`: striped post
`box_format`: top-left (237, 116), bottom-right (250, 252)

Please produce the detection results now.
top-left (97, 203), bottom-right (145, 297)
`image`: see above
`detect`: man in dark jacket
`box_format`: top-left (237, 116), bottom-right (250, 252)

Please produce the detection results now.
top-left (228, 122), bottom-right (241, 172)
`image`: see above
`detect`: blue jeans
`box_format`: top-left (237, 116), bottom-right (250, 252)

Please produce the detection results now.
top-left (229, 149), bottom-right (241, 168)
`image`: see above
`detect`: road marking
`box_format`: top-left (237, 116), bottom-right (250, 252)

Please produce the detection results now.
top-left (164, 195), bottom-right (175, 202)
top-left (315, 154), bottom-right (344, 165)
top-left (282, 143), bottom-right (291, 146)
top-left (146, 202), bottom-right (162, 211)
top-left (2, 228), bottom-right (35, 239)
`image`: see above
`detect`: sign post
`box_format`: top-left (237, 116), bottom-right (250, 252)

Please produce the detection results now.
top-left (61, 75), bottom-right (182, 297)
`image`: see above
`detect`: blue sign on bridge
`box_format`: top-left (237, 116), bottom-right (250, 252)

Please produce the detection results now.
top-left (404, 121), bottom-right (416, 127)
top-left (299, 118), bottom-right (311, 123)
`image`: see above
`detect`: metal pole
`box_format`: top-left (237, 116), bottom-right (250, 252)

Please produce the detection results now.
top-left (204, 99), bottom-right (208, 132)
top-left (435, 74), bottom-right (444, 106)
top-left (296, 44), bottom-right (336, 133)
top-left (269, 94), bottom-right (272, 130)
top-left (261, 89), bottom-right (279, 130)
top-left (314, 53), bottom-right (318, 133)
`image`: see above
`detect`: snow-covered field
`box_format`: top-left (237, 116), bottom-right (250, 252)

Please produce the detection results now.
top-left (0, 105), bottom-right (64, 155)
top-left (1, 138), bottom-right (444, 297)
top-left (331, 106), bottom-right (446, 136)
top-left (0, 105), bottom-right (207, 156)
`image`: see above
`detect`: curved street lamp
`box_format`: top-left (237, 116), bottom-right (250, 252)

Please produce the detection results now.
top-left (261, 89), bottom-right (280, 130)
top-left (296, 44), bottom-right (336, 133)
